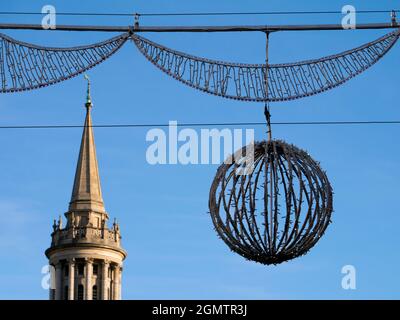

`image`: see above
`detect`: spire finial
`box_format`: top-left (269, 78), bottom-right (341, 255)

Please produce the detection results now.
top-left (84, 74), bottom-right (92, 108)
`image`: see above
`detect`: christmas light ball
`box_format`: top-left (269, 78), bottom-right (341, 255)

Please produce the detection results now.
top-left (209, 140), bottom-right (333, 265)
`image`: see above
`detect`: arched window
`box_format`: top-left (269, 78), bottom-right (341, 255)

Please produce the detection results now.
top-left (77, 284), bottom-right (84, 300)
top-left (92, 285), bottom-right (98, 300)
top-left (64, 286), bottom-right (68, 300)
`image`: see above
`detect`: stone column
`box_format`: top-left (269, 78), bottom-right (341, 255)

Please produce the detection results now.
top-left (55, 262), bottom-right (62, 300)
top-left (113, 265), bottom-right (120, 300)
top-left (84, 259), bottom-right (93, 300)
top-left (101, 260), bottom-right (109, 300)
top-left (49, 264), bottom-right (56, 300)
top-left (68, 259), bottom-right (75, 300)
top-left (118, 266), bottom-right (123, 300)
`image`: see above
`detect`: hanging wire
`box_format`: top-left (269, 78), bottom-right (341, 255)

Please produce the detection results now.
top-left (0, 121), bottom-right (399, 130)
top-left (262, 31), bottom-right (276, 252)
top-left (263, 32), bottom-right (273, 142)
top-left (0, 10), bottom-right (398, 17)
top-left (264, 104), bottom-right (272, 141)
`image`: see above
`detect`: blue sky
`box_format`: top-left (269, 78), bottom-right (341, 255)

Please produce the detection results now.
top-left (0, 0), bottom-right (399, 299)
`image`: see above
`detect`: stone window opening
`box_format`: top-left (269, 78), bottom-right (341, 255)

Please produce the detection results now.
top-left (93, 264), bottom-right (98, 275)
top-left (64, 265), bottom-right (69, 277)
top-left (77, 264), bottom-right (84, 276)
top-left (77, 284), bottom-right (84, 300)
top-left (92, 285), bottom-right (98, 300)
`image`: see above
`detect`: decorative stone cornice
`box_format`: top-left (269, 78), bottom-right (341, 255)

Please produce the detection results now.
top-left (45, 242), bottom-right (127, 260)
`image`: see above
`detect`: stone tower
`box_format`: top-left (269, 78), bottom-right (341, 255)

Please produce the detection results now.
top-left (45, 79), bottom-right (127, 300)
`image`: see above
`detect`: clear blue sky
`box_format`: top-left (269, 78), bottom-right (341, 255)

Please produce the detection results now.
top-left (0, 0), bottom-right (399, 299)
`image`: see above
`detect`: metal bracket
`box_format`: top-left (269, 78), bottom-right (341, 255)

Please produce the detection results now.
top-left (134, 13), bottom-right (140, 29)
top-left (391, 10), bottom-right (397, 26)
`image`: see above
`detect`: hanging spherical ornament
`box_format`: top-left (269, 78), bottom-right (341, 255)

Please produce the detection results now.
top-left (209, 140), bottom-right (333, 265)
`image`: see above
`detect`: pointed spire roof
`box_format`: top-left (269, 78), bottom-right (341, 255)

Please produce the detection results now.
top-left (69, 76), bottom-right (105, 213)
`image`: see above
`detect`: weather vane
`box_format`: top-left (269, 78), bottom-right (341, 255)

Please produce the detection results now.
top-left (84, 74), bottom-right (92, 106)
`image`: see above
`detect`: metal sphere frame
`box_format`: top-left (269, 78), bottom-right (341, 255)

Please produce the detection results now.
top-left (209, 140), bottom-right (333, 265)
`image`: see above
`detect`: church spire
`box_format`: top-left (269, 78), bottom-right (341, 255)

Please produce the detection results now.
top-left (69, 75), bottom-right (105, 213)
top-left (46, 75), bottom-right (126, 300)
